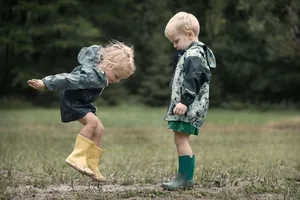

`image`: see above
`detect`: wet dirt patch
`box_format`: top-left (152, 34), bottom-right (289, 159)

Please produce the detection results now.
top-left (2, 169), bottom-right (291, 199)
top-left (6, 184), bottom-right (284, 200)
top-left (5, 182), bottom-right (287, 200)
top-left (7, 183), bottom-right (159, 199)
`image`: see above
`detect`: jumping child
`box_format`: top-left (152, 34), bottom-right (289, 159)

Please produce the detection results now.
top-left (28, 41), bottom-right (135, 182)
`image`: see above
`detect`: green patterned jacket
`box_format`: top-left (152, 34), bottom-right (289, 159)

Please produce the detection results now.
top-left (164, 41), bottom-right (216, 129)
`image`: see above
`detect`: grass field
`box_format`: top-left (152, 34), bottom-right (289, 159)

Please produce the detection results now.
top-left (0, 106), bottom-right (299, 200)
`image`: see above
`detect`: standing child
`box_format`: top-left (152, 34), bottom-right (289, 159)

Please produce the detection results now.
top-left (161, 12), bottom-right (216, 190)
top-left (27, 41), bottom-right (135, 182)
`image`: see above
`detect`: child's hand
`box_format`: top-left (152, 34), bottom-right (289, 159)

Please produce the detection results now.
top-left (27, 79), bottom-right (45, 91)
top-left (173, 103), bottom-right (187, 115)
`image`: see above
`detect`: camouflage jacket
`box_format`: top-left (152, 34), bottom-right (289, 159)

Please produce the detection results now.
top-left (164, 41), bottom-right (216, 129)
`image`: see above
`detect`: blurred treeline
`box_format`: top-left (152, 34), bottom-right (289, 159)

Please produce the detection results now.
top-left (1, 0), bottom-right (300, 109)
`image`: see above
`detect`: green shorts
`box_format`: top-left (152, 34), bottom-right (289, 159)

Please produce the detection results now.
top-left (168, 121), bottom-right (199, 135)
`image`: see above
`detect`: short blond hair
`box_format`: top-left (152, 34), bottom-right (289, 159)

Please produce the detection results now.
top-left (100, 40), bottom-right (135, 79)
top-left (165, 12), bottom-right (200, 38)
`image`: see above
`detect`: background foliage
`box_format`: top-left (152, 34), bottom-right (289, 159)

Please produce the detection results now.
top-left (1, 0), bottom-right (299, 108)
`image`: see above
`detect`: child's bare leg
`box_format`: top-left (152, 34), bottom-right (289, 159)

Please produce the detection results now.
top-left (161, 131), bottom-right (194, 190)
top-left (81, 116), bottom-right (106, 182)
top-left (78, 112), bottom-right (99, 139)
top-left (92, 120), bottom-right (104, 146)
top-left (174, 131), bottom-right (193, 157)
top-left (65, 112), bottom-right (99, 176)
top-left (86, 119), bottom-right (106, 182)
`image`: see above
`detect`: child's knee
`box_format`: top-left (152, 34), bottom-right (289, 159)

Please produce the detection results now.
top-left (174, 132), bottom-right (189, 146)
top-left (174, 138), bottom-right (185, 146)
top-left (85, 114), bottom-right (99, 130)
top-left (96, 121), bottom-right (105, 134)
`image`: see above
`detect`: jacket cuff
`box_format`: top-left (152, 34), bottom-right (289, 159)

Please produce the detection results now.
top-left (42, 77), bottom-right (53, 91)
top-left (180, 93), bottom-right (194, 106)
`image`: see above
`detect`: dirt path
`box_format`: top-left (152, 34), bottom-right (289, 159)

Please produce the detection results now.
top-left (7, 183), bottom-right (285, 200)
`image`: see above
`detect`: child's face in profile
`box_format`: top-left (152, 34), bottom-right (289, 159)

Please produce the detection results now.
top-left (168, 33), bottom-right (192, 50)
top-left (104, 67), bottom-right (130, 84)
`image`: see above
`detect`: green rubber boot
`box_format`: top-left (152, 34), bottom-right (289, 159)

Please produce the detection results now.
top-left (161, 155), bottom-right (195, 190)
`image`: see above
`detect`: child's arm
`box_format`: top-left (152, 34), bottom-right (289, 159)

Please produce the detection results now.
top-left (41, 71), bottom-right (83, 91)
top-left (28, 73), bottom-right (83, 92)
top-left (181, 56), bottom-right (210, 105)
top-left (41, 68), bottom-right (106, 91)
top-left (28, 67), bottom-right (106, 92)
top-left (28, 45), bottom-right (105, 92)
top-left (174, 46), bottom-right (216, 115)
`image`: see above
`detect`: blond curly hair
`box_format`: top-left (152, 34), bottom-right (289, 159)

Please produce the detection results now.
top-left (100, 40), bottom-right (135, 79)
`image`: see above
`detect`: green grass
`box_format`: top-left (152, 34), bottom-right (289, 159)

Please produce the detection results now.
top-left (0, 106), bottom-right (300, 199)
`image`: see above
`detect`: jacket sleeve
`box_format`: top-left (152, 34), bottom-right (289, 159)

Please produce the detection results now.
top-left (42, 45), bottom-right (106, 91)
top-left (180, 56), bottom-right (210, 106)
top-left (42, 66), bottom-right (106, 91)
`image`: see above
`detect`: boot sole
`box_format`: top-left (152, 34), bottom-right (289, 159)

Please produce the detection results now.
top-left (91, 176), bottom-right (107, 182)
top-left (161, 184), bottom-right (193, 191)
top-left (65, 160), bottom-right (94, 177)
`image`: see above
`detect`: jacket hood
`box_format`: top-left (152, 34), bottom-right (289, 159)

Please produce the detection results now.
top-left (77, 45), bottom-right (102, 68)
top-left (192, 41), bottom-right (216, 71)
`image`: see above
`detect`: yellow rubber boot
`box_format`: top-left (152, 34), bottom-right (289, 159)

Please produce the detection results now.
top-left (87, 144), bottom-right (106, 182)
top-left (65, 134), bottom-right (94, 176)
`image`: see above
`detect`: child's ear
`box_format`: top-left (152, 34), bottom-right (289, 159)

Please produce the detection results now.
top-left (187, 30), bottom-right (194, 39)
